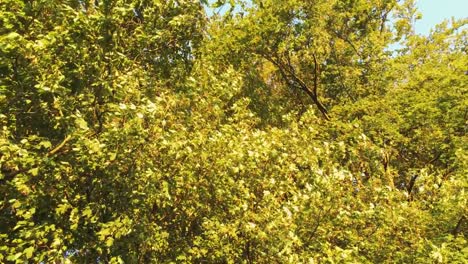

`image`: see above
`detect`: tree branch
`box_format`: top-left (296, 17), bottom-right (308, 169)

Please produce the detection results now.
top-left (47, 135), bottom-right (72, 156)
top-left (452, 215), bottom-right (465, 237)
top-left (261, 52), bottom-right (330, 120)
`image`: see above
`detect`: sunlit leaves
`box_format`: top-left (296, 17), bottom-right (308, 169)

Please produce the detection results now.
top-left (1, 0), bottom-right (466, 263)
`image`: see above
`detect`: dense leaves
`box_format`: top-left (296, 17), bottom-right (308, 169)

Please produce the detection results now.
top-left (1, 0), bottom-right (466, 263)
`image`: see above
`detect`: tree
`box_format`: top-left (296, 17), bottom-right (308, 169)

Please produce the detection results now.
top-left (204, 0), bottom-right (400, 120)
top-left (1, 0), bottom-right (206, 262)
top-left (1, 0), bottom-right (466, 262)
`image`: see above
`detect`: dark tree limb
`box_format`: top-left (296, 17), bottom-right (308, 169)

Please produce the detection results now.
top-left (260, 52), bottom-right (330, 120)
top-left (407, 174), bottom-right (418, 201)
top-left (452, 215), bottom-right (465, 238)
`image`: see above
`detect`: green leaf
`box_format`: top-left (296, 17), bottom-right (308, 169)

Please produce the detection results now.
top-left (24, 247), bottom-right (34, 259)
top-left (106, 237), bottom-right (114, 247)
top-left (29, 168), bottom-right (39, 176)
top-left (39, 140), bottom-right (52, 148)
top-left (7, 253), bottom-right (22, 261)
top-left (75, 118), bottom-right (89, 131)
top-left (82, 207), bottom-right (92, 218)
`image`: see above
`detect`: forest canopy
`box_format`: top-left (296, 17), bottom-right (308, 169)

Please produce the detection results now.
top-left (0, 0), bottom-right (467, 263)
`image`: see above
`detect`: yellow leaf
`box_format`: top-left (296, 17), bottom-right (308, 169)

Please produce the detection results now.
top-left (24, 247), bottom-right (34, 259)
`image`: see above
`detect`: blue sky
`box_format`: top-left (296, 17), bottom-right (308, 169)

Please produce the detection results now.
top-left (415, 0), bottom-right (468, 34)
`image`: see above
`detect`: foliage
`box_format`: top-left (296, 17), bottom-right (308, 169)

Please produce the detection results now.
top-left (0, 0), bottom-right (466, 263)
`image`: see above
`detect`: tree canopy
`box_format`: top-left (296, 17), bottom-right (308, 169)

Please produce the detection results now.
top-left (0, 0), bottom-right (467, 262)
